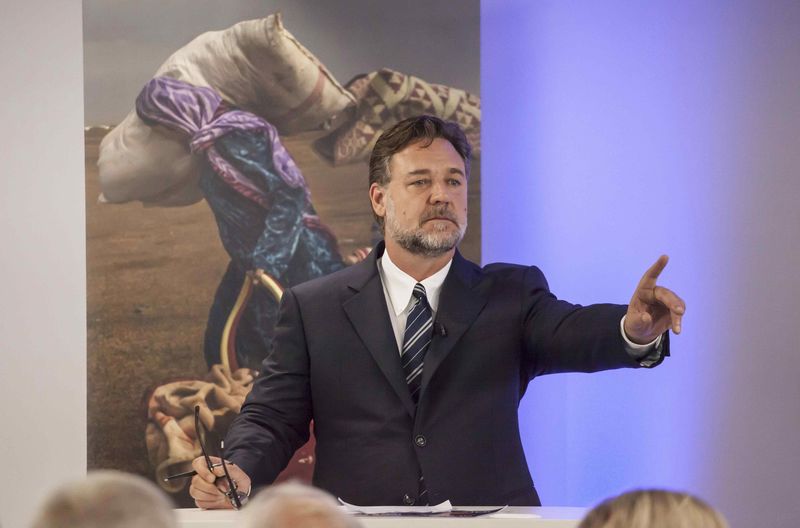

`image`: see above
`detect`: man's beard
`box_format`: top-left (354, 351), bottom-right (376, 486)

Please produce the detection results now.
top-left (385, 198), bottom-right (466, 257)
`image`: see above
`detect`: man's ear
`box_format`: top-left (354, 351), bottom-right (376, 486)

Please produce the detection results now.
top-left (369, 183), bottom-right (387, 219)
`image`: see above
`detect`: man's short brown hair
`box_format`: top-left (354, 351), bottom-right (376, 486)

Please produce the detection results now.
top-left (368, 115), bottom-right (472, 231)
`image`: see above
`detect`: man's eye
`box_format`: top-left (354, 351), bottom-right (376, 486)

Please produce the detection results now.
top-left (448, 179), bottom-right (463, 186)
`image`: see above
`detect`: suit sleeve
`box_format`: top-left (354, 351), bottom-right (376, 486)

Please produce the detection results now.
top-left (224, 288), bottom-right (312, 486)
top-left (519, 266), bottom-right (667, 379)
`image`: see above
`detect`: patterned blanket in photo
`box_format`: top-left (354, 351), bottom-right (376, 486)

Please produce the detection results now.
top-left (314, 68), bottom-right (481, 166)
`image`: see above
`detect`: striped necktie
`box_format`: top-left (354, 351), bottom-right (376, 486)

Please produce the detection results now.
top-left (402, 283), bottom-right (434, 405)
top-left (402, 283), bottom-right (434, 505)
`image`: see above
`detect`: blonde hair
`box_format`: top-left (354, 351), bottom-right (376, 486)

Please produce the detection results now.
top-left (579, 489), bottom-right (728, 528)
top-left (31, 470), bottom-right (175, 528)
top-left (238, 481), bottom-right (361, 528)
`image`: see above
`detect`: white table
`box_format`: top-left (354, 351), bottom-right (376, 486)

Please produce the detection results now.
top-left (177, 506), bottom-right (586, 528)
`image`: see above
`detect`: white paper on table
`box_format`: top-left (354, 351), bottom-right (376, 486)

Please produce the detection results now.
top-left (338, 498), bottom-right (453, 515)
top-left (488, 509), bottom-right (541, 519)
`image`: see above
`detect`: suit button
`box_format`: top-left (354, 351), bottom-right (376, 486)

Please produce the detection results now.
top-left (403, 494), bottom-right (416, 505)
top-left (414, 435), bottom-right (427, 447)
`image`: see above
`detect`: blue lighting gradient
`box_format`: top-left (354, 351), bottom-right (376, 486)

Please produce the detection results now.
top-left (481, 1), bottom-right (800, 525)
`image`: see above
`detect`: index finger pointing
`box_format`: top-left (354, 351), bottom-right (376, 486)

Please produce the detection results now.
top-left (639, 255), bottom-right (669, 288)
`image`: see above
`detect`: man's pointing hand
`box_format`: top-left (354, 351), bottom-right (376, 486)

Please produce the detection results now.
top-left (624, 255), bottom-right (686, 345)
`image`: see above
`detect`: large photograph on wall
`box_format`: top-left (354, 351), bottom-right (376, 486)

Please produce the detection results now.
top-left (83, 0), bottom-right (481, 506)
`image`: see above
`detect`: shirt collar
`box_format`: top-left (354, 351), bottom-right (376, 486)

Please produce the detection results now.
top-left (379, 250), bottom-right (452, 316)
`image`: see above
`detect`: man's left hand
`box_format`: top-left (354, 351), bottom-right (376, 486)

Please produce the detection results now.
top-left (189, 456), bottom-right (251, 510)
top-left (624, 255), bottom-right (686, 344)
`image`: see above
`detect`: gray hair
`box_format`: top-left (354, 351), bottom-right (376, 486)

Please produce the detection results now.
top-left (238, 482), bottom-right (362, 528)
top-left (31, 470), bottom-right (176, 528)
top-left (578, 489), bottom-right (728, 528)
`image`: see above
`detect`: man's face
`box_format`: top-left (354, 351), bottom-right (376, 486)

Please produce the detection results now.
top-left (370, 138), bottom-right (468, 257)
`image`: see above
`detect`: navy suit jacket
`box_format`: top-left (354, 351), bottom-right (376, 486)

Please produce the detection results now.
top-left (225, 242), bottom-right (667, 506)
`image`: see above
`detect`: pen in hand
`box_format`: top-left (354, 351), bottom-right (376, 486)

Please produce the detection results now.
top-left (163, 462), bottom-right (224, 481)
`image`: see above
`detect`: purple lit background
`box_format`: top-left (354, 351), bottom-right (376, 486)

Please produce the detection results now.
top-left (482, 1), bottom-right (800, 526)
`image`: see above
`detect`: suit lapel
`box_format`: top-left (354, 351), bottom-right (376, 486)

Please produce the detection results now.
top-left (419, 251), bottom-right (488, 399)
top-left (342, 244), bottom-right (417, 418)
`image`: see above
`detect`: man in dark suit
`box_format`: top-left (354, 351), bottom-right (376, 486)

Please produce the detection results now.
top-left (190, 115), bottom-right (685, 508)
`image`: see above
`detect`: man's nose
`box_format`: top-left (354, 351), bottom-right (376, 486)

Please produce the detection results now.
top-left (429, 180), bottom-right (451, 203)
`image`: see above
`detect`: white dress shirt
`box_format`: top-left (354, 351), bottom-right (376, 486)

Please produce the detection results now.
top-left (377, 251), bottom-right (452, 354)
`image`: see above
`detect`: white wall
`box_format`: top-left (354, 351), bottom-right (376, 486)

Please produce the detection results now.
top-left (0, 2), bottom-right (86, 527)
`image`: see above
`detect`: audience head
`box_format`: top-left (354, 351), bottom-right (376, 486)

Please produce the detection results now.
top-left (31, 470), bottom-right (176, 528)
top-left (578, 489), bottom-right (728, 528)
top-left (238, 482), bottom-right (361, 528)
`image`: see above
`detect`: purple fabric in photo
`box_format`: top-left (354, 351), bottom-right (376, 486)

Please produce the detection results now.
top-left (135, 76), bottom-right (310, 206)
